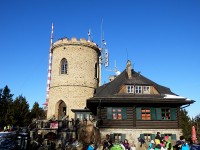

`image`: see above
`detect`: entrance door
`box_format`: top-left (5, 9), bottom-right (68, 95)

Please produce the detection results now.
top-left (56, 100), bottom-right (67, 120)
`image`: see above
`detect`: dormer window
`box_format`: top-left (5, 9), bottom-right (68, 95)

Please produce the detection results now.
top-left (143, 86), bottom-right (150, 94)
top-left (135, 86), bottom-right (142, 94)
top-left (127, 85), bottom-right (134, 93)
top-left (126, 85), bottom-right (151, 94)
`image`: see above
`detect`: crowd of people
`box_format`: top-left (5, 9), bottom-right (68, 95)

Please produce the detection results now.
top-left (3, 125), bottom-right (14, 132)
top-left (87, 132), bottom-right (195, 150)
top-left (146, 132), bottom-right (191, 150)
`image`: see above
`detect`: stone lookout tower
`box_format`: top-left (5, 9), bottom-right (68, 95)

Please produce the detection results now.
top-left (47, 37), bottom-right (100, 119)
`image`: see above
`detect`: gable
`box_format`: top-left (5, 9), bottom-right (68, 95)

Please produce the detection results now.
top-left (94, 69), bottom-right (175, 97)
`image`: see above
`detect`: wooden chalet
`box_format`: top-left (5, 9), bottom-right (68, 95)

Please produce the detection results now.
top-left (86, 60), bottom-right (195, 147)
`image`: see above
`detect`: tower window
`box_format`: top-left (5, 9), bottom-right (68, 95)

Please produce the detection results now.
top-left (60, 58), bottom-right (68, 74)
top-left (95, 63), bottom-right (98, 78)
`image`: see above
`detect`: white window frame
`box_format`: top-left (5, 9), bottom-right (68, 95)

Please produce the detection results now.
top-left (143, 86), bottom-right (150, 94)
top-left (135, 86), bottom-right (142, 94)
top-left (127, 85), bottom-right (134, 93)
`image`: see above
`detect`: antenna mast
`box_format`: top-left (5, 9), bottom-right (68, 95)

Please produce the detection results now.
top-left (99, 19), bottom-right (109, 86)
top-left (106, 60), bottom-right (121, 76)
top-left (44, 23), bottom-right (54, 111)
top-left (88, 28), bottom-right (91, 42)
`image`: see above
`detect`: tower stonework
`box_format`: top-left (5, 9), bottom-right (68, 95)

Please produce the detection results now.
top-left (47, 37), bottom-right (100, 119)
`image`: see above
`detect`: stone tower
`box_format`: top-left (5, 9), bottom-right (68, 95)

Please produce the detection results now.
top-left (47, 37), bottom-right (100, 119)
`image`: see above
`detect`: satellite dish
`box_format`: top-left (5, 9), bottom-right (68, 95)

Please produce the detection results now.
top-left (115, 70), bottom-right (121, 76)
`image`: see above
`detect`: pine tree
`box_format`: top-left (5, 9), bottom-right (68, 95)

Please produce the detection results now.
top-left (180, 109), bottom-right (192, 141)
top-left (31, 102), bottom-right (45, 120)
top-left (0, 85), bottom-right (13, 128)
top-left (13, 95), bottom-right (31, 127)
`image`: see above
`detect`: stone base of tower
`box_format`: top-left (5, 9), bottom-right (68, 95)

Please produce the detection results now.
top-left (47, 85), bottom-right (95, 120)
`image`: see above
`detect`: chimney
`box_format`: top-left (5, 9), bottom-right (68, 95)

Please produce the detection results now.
top-left (126, 60), bottom-right (132, 79)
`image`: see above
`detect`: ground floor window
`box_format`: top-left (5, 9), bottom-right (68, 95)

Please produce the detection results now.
top-left (162, 133), bottom-right (176, 140)
top-left (114, 133), bottom-right (122, 143)
top-left (144, 134), bottom-right (151, 142)
top-left (140, 134), bottom-right (155, 142)
top-left (140, 133), bottom-right (176, 141)
top-left (110, 133), bottom-right (125, 143)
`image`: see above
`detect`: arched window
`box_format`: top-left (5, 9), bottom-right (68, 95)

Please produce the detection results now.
top-left (60, 58), bottom-right (68, 74)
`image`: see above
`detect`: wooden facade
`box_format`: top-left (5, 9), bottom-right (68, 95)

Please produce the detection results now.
top-left (98, 107), bottom-right (180, 129)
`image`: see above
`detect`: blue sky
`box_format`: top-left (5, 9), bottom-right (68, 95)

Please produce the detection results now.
top-left (0, 0), bottom-right (199, 118)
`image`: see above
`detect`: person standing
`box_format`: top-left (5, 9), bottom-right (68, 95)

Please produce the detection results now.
top-left (148, 140), bottom-right (155, 150)
top-left (87, 141), bottom-right (95, 150)
top-left (123, 139), bottom-right (130, 150)
top-left (175, 136), bottom-right (189, 150)
top-left (165, 137), bottom-right (173, 150)
top-left (179, 136), bottom-right (189, 150)
top-left (138, 137), bottom-right (145, 148)
top-left (102, 134), bottom-right (113, 150)
top-left (4, 126), bottom-right (7, 132)
top-left (155, 132), bottom-right (162, 143)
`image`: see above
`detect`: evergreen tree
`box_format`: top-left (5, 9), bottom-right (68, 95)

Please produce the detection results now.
top-left (180, 109), bottom-right (192, 141)
top-left (13, 95), bottom-right (31, 127)
top-left (31, 102), bottom-right (45, 120)
top-left (0, 85), bottom-right (13, 128)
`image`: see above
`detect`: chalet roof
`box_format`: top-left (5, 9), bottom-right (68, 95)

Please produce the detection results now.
top-left (94, 69), bottom-right (175, 97)
top-left (87, 68), bottom-right (195, 114)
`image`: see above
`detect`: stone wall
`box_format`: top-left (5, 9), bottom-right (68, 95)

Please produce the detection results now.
top-left (100, 128), bottom-right (183, 149)
top-left (47, 37), bottom-right (100, 119)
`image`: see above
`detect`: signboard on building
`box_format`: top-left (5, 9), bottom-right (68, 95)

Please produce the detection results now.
top-left (50, 121), bottom-right (58, 129)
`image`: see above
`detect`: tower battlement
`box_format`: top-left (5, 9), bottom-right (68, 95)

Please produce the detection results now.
top-left (52, 37), bottom-right (100, 53)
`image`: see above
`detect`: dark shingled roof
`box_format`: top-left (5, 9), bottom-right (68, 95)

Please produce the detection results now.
top-left (87, 69), bottom-right (195, 114)
top-left (94, 69), bottom-right (175, 97)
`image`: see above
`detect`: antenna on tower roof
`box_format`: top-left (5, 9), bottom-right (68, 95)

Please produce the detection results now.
top-left (106, 60), bottom-right (121, 76)
top-left (100, 19), bottom-right (109, 67)
top-left (99, 18), bottom-right (109, 85)
top-left (88, 28), bottom-right (91, 42)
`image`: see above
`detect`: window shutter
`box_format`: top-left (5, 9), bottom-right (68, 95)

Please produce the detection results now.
top-left (171, 134), bottom-right (176, 140)
top-left (121, 134), bottom-right (126, 142)
top-left (156, 108), bottom-right (162, 120)
top-left (151, 108), bottom-right (156, 120)
top-left (107, 107), bottom-right (112, 120)
top-left (122, 107), bottom-right (127, 120)
top-left (151, 134), bottom-right (155, 140)
top-left (110, 134), bottom-right (114, 141)
top-left (161, 134), bottom-right (165, 138)
top-left (170, 108), bottom-right (177, 120)
top-left (136, 107), bottom-right (141, 120)
top-left (140, 134), bottom-right (144, 139)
